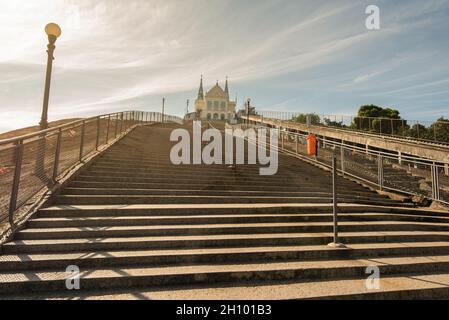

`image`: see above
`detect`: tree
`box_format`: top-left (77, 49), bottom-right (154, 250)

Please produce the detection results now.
top-left (425, 117), bottom-right (449, 142)
top-left (292, 114), bottom-right (320, 125)
top-left (353, 104), bottom-right (406, 134)
top-left (324, 117), bottom-right (343, 128)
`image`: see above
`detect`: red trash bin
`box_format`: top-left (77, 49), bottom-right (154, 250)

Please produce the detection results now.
top-left (306, 134), bottom-right (317, 156)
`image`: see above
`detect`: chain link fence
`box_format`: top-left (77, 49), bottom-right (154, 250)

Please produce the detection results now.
top-left (0, 110), bottom-right (183, 234)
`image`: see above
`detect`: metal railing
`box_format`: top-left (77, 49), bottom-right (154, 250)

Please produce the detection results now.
top-left (255, 111), bottom-right (449, 145)
top-left (0, 110), bottom-right (183, 230)
top-left (236, 120), bottom-right (449, 206)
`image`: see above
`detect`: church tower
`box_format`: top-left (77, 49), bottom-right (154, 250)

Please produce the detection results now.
top-left (224, 76), bottom-right (229, 97)
top-left (194, 75), bottom-right (237, 121)
top-left (197, 75), bottom-right (204, 100)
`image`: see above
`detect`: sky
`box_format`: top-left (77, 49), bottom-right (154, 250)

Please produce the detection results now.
top-left (1, 0), bottom-right (449, 132)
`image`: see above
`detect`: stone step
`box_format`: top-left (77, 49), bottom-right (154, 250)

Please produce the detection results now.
top-left (61, 187), bottom-right (386, 199)
top-left (52, 195), bottom-right (402, 206)
top-left (20, 220), bottom-right (449, 239)
top-left (68, 181), bottom-right (370, 192)
top-left (37, 204), bottom-right (447, 218)
top-left (75, 174), bottom-right (355, 187)
top-left (89, 164), bottom-right (301, 175)
top-left (82, 170), bottom-right (322, 181)
top-left (4, 231), bottom-right (449, 254)
top-left (2, 255), bottom-right (449, 295)
top-left (26, 273), bottom-right (449, 300)
top-left (2, 242), bottom-right (449, 272)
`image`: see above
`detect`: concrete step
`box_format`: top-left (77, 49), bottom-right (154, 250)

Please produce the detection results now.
top-left (51, 195), bottom-right (402, 206)
top-left (75, 174), bottom-right (360, 187)
top-left (88, 164), bottom-right (304, 176)
top-left (36, 204), bottom-right (448, 219)
top-left (2, 255), bottom-right (449, 295)
top-left (2, 242), bottom-right (449, 272)
top-left (4, 231), bottom-right (449, 254)
top-left (27, 211), bottom-right (449, 227)
top-left (24, 273), bottom-right (449, 300)
top-left (61, 187), bottom-right (387, 199)
top-left (89, 164), bottom-right (301, 175)
top-left (20, 220), bottom-right (449, 239)
top-left (82, 170), bottom-right (334, 183)
top-left (68, 181), bottom-right (372, 193)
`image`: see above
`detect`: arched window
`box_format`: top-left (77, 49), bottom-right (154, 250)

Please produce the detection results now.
top-left (207, 113), bottom-right (212, 120)
top-left (220, 114), bottom-right (225, 120)
top-left (213, 113), bottom-right (219, 120)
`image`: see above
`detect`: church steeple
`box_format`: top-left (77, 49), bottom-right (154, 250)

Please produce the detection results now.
top-left (225, 76), bottom-right (229, 97)
top-left (197, 75), bottom-right (204, 100)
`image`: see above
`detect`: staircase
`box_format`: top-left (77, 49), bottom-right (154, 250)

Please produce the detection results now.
top-left (1, 123), bottom-right (449, 299)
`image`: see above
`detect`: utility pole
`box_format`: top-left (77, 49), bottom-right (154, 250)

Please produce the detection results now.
top-left (162, 97), bottom-right (165, 123)
top-left (247, 98), bottom-right (251, 125)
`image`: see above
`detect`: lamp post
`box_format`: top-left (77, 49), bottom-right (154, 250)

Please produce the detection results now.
top-left (40, 23), bottom-right (62, 130)
top-left (36, 23), bottom-right (61, 177)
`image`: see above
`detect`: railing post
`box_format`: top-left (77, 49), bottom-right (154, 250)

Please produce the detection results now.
top-left (328, 153), bottom-right (345, 248)
top-left (106, 115), bottom-right (111, 143)
top-left (340, 144), bottom-right (345, 176)
top-left (114, 114), bottom-right (119, 138)
top-left (52, 129), bottom-right (62, 181)
top-left (431, 164), bottom-right (440, 201)
top-left (120, 113), bottom-right (124, 134)
top-left (9, 140), bottom-right (24, 226)
top-left (281, 132), bottom-right (284, 149)
top-left (295, 135), bottom-right (299, 154)
top-left (95, 117), bottom-right (101, 150)
top-left (378, 155), bottom-right (384, 191)
top-left (79, 121), bottom-right (86, 161)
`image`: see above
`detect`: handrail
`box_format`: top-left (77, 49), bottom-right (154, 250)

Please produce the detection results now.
top-left (230, 120), bottom-right (449, 205)
top-left (0, 111), bottom-right (135, 145)
top-left (0, 110), bottom-right (183, 234)
top-left (249, 115), bottom-right (449, 155)
top-left (254, 112), bottom-right (449, 146)
top-left (249, 120), bottom-right (449, 166)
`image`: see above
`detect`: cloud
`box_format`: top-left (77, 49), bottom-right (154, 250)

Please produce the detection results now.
top-left (1, 0), bottom-right (449, 132)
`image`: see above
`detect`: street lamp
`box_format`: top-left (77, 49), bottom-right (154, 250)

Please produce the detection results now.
top-left (40, 23), bottom-right (62, 130)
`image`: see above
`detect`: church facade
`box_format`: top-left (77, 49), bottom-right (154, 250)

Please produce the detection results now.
top-left (194, 76), bottom-right (237, 121)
